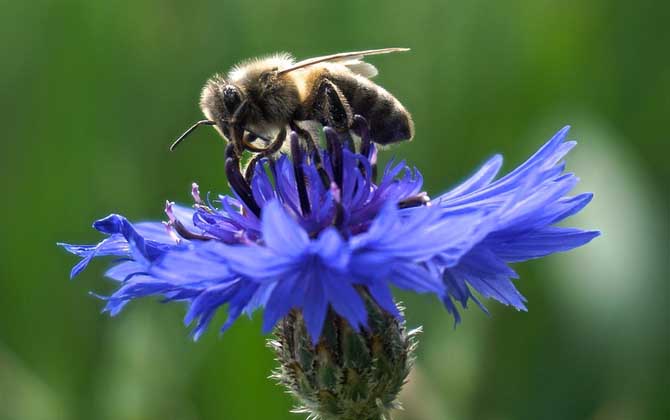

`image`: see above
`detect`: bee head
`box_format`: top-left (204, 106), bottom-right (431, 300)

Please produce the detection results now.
top-left (174, 77), bottom-right (261, 152)
top-left (198, 76), bottom-right (248, 126)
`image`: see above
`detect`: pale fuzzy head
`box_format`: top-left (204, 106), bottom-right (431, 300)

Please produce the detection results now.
top-left (200, 53), bottom-right (301, 137)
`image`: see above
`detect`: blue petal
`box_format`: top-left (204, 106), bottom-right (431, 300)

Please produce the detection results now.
top-left (93, 214), bottom-right (172, 262)
top-left (243, 282), bottom-right (276, 316)
top-left (251, 160), bottom-right (278, 206)
top-left (261, 200), bottom-right (309, 255)
top-left (433, 127), bottom-right (598, 320)
top-left (185, 281), bottom-right (244, 340)
top-left (262, 272), bottom-right (301, 333)
top-left (367, 283), bottom-right (401, 319)
top-left (220, 281), bottom-right (259, 333)
top-left (170, 205), bottom-right (198, 232)
top-left (310, 227), bottom-right (349, 270)
top-left (352, 203), bottom-right (489, 272)
top-left (322, 271), bottom-right (368, 332)
top-left (439, 154), bottom-right (503, 201)
top-left (134, 222), bottom-right (175, 243)
top-left (104, 260), bottom-right (148, 282)
top-left (213, 242), bottom-right (297, 280)
top-left (446, 247), bottom-right (525, 310)
top-left (150, 242), bottom-right (235, 285)
top-left (301, 273), bottom-right (328, 344)
top-left (489, 227), bottom-right (600, 262)
top-left (389, 262), bottom-right (445, 295)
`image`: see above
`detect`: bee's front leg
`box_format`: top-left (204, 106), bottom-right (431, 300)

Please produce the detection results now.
top-left (310, 78), bottom-right (353, 132)
top-left (229, 124), bottom-right (246, 156)
top-left (244, 128), bottom-right (287, 182)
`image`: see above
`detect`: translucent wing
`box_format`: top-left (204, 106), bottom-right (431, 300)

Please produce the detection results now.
top-left (341, 60), bottom-right (379, 78)
top-left (278, 47), bottom-right (410, 76)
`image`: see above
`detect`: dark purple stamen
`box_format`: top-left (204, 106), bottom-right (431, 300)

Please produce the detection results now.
top-left (173, 220), bottom-right (215, 241)
top-left (324, 127), bottom-right (344, 188)
top-left (290, 132), bottom-right (311, 216)
top-left (295, 127), bottom-right (331, 189)
top-left (352, 115), bottom-right (371, 157)
top-left (370, 152), bottom-right (378, 184)
top-left (351, 115), bottom-right (377, 182)
top-left (332, 199), bottom-right (345, 231)
top-left (224, 143), bottom-right (261, 217)
top-left (311, 149), bottom-right (332, 189)
top-left (165, 200), bottom-right (215, 241)
top-left (339, 129), bottom-right (355, 152)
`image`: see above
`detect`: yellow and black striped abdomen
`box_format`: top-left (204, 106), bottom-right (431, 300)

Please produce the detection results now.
top-left (330, 73), bottom-right (414, 145)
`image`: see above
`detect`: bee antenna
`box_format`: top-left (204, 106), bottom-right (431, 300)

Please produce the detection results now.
top-left (170, 120), bottom-right (216, 151)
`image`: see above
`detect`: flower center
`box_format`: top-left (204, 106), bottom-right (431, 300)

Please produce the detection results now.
top-left (169, 116), bottom-right (431, 243)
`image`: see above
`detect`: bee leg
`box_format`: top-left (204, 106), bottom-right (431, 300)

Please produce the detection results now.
top-left (351, 115), bottom-right (371, 156)
top-left (351, 115), bottom-right (378, 182)
top-left (242, 132), bottom-right (267, 153)
top-left (261, 127), bottom-right (287, 156)
top-left (289, 132), bottom-right (311, 216)
top-left (230, 124), bottom-right (246, 157)
top-left (289, 121), bottom-right (331, 189)
top-left (243, 128), bottom-right (287, 183)
top-left (242, 132), bottom-right (261, 151)
top-left (289, 122), bottom-right (316, 151)
top-left (311, 78), bottom-right (353, 132)
top-left (240, 128), bottom-right (286, 156)
top-left (243, 153), bottom-right (263, 183)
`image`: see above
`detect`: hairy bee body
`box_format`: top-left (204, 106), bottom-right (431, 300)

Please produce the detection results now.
top-left (198, 49), bottom-right (413, 148)
top-left (304, 64), bottom-right (414, 144)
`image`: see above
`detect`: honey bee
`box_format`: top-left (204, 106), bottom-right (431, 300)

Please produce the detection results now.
top-left (171, 48), bottom-right (414, 155)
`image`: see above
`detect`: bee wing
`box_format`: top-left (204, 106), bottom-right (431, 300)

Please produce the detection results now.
top-left (340, 60), bottom-right (379, 78)
top-left (278, 47), bottom-right (409, 76)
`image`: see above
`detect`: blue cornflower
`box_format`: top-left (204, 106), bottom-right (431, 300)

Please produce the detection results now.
top-left (60, 122), bottom-right (598, 342)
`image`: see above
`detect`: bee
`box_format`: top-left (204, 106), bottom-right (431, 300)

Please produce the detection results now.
top-left (170, 48), bottom-right (414, 155)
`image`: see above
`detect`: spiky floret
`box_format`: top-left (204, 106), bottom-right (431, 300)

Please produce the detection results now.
top-left (270, 289), bottom-right (419, 420)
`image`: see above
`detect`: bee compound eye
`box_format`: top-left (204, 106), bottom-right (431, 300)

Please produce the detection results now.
top-left (222, 85), bottom-right (242, 114)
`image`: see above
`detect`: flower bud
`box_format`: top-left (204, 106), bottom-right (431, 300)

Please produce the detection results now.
top-left (270, 289), bottom-right (420, 420)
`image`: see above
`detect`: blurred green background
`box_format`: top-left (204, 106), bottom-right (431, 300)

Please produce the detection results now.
top-left (1, 0), bottom-right (667, 419)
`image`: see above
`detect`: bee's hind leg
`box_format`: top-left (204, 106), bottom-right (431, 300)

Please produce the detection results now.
top-left (311, 78), bottom-right (353, 132)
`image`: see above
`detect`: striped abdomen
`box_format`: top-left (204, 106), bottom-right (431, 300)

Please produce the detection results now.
top-left (329, 72), bottom-right (414, 145)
